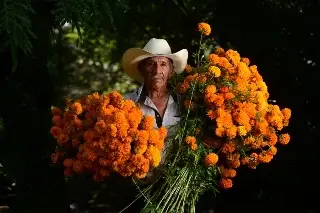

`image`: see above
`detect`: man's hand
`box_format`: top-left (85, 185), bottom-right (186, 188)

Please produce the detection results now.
top-left (204, 125), bottom-right (222, 149)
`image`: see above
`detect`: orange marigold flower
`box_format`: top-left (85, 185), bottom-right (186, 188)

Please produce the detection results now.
top-left (207, 110), bottom-right (217, 120)
top-left (229, 159), bottom-right (241, 168)
top-left (70, 102), bottom-right (83, 115)
top-left (154, 138), bottom-right (164, 151)
top-left (94, 120), bottom-right (106, 134)
top-left (215, 127), bottom-right (225, 137)
top-left (185, 136), bottom-right (196, 145)
top-left (241, 157), bottom-right (250, 165)
top-left (83, 130), bottom-right (96, 142)
top-left (73, 160), bottom-right (84, 173)
top-left (242, 57), bottom-right (250, 65)
top-left (52, 115), bottom-right (62, 126)
top-left (197, 22), bottom-right (211, 35)
top-left (86, 149), bottom-right (98, 162)
top-left (279, 133), bottom-right (290, 145)
top-left (269, 146), bottom-right (277, 155)
top-left (190, 142), bottom-right (198, 150)
top-left (208, 54), bottom-right (220, 65)
top-left (226, 50), bottom-right (241, 65)
top-left (135, 144), bottom-right (148, 154)
top-left (214, 94), bottom-right (225, 107)
top-left (144, 145), bottom-right (161, 167)
top-left (63, 158), bottom-right (74, 168)
top-left (243, 137), bottom-right (254, 146)
top-left (281, 108), bottom-right (291, 120)
top-left (176, 82), bottom-right (189, 94)
top-left (219, 87), bottom-right (230, 93)
top-left (267, 132), bottom-right (278, 146)
top-left (131, 154), bottom-right (150, 174)
top-left (50, 126), bottom-right (62, 138)
top-left (204, 153), bottom-right (219, 167)
top-left (57, 134), bottom-right (69, 145)
top-left (98, 158), bottom-right (111, 167)
top-left (258, 152), bottom-right (273, 163)
top-left (136, 130), bottom-right (149, 145)
top-left (225, 126), bottom-right (238, 139)
top-left (205, 85), bottom-right (217, 95)
top-left (250, 152), bottom-right (259, 161)
top-left (215, 47), bottom-right (225, 56)
top-left (148, 129), bottom-right (160, 145)
top-left (224, 92), bottom-right (235, 100)
top-left (109, 91), bottom-right (124, 108)
top-left (158, 126), bottom-right (168, 140)
top-left (198, 74), bottom-right (207, 83)
top-left (107, 124), bottom-right (117, 137)
top-left (208, 66), bottom-right (221, 77)
top-left (219, 178), bottom-right (233, 189)
top-left (237, 126), bottom-right (247, 136)
top-left (142, 116), bottom-right (155, 130)
top-left (51, 106), bottom-right (63, 116)
top-left (221, 167), bottom-right (237, 178)
top-left (185, 64), bottom-right (193, 73)
top-left (221, 143), bottom-right (236, 153)
top-left (128, 111), bottom-right (143, 129)
top-left (135, 172), bottom-right (147, 179)
top-left (121, 99), bottom-right (136, 112)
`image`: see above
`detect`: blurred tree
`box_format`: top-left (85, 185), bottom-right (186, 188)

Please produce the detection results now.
top-left (49, 25), bottom-right (138, 103)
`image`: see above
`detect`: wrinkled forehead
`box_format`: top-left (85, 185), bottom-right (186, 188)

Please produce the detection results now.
top-left (144, 56), bottom-right (171, 63)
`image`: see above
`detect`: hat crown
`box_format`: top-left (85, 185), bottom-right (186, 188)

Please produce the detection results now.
top-left (143, 38), bottom-right (172, 55)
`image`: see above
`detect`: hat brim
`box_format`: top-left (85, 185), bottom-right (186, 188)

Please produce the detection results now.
top-left (122, 48), bottom-right (188, 83)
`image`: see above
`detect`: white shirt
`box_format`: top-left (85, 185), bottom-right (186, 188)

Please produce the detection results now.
top-left (125, 84), bottom-right (181, 138)
top-left (125, 84), bottom-right (181, 165)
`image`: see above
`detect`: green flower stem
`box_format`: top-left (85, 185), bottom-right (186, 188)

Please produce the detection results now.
top-left (160, 168), bottom-right (189, 213)
top-left (171, 169), bottom-right (193, 213)
top-left (172, 83), bottom-right (197, 166)
top-left (196, 34), bottom-right (203, 67)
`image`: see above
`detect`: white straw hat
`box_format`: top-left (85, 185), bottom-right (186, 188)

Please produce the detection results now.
top-left (121, 38), bottom-right (188, 82)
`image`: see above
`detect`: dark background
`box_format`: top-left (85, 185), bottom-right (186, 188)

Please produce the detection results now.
top-left (0, 0), bottom-right (318, 212)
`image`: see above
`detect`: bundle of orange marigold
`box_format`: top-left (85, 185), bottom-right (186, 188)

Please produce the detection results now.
top-left (138, 22), bottom-right (292, 213)
top-left (177, 47), bottom-right (291, 189)
top-left (50, 91), bottom-right (167, 181)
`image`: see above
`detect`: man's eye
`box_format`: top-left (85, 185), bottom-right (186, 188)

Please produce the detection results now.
top-left (161, 63), bottom-right (167, 66)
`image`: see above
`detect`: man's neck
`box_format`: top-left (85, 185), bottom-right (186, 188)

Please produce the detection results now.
top-left (145, 84), bottom-right (169, 101)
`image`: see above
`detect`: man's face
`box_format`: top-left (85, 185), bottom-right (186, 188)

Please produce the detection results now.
top-left (140, 56), bottom-right (173, 87)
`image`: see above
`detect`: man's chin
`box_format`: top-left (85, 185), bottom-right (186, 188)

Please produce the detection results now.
top-left (153, 79), bottom-right (165, 85)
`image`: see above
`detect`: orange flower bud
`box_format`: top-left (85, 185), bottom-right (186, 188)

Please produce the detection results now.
top-left (204, 153), bottom-right (219, 167)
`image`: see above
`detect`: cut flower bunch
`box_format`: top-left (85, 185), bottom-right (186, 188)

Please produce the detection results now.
top-left (50, 91), bottom-right (167, 181)
top-left (137, 22), bottom-right (292, 213)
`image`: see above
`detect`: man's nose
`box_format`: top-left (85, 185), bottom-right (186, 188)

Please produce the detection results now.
top-left (152, 63), bottom-right (162, 73)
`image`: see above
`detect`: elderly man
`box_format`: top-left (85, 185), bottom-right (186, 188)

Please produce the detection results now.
top-left (122, 38), bottom-right (188, 144)
top-left (110, 38), bottom-right (188, 212)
